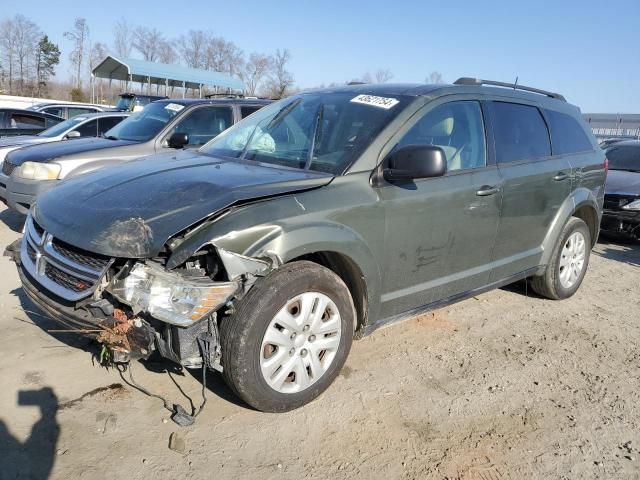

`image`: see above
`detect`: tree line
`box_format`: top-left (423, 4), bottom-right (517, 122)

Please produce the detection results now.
top-left (0, 13), bottom-right (444, 104)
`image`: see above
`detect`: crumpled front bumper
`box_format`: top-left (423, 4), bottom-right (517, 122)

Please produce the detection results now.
top-left (8, 238), bottom-right (156, 361)
top-left (601, 209), bottom-right (640, 238)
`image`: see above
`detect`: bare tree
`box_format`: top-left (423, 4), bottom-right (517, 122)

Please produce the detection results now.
top-left (263, 48), bottom-right (294, 99)
top-left (242, 53), bottom-right (272, 95)
top-left (90, 42), bottom-right (108, 101)
top-left (374, 68), bottom-right (393, 83)
top-left (428, 71), bottom-right (444, 84)
top-left (158, 39), bottom-right (177, 64)
top-left (10, 15), bottom-right (41, 94)
top-left (64, 18), bottom-right (89, 89)
top-left (204, 37), bottom-right (244, 76)
top-left (0, 17), bottom-right (17, 94)
top-left (132, 26), bottom-right (163, 62)
top-left (113, 18), bottom-right (133, 58)
top-left (178, 30), bottom-right (208, 68)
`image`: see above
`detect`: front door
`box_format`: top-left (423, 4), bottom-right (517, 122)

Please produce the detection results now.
top-left (378, 100), bottom-right (502, 319)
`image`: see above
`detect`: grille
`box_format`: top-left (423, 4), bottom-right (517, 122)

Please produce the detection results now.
top-left (44, 263), bottom-right (90, 293)
top-left (51, 238), bottom-right (110, 271)
top-left (20, 215), bottom-right (113, 301)
top-left (2, 161), bottom-right (16, 176)
top-left (26, 242), bottom-right (37, 262)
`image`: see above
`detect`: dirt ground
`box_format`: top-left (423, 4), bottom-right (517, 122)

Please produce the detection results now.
top-left (0, 205), bottom-right (639, 480)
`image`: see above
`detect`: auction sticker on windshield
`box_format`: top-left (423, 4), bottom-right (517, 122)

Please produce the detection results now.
top-left (350, 94), bottom-right (399, 110)
top-left (165, 103), bottom-right (185, 113)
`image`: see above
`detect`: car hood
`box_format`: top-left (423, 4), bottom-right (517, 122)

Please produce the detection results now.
top-left (605, 169), bottom-right (640, 196)
top-left (5, 137), bottom-right (137, 165)
top-left (33, 150), bottom-right (333, 258)
top-left (0, 135), bottom-right (45, 148)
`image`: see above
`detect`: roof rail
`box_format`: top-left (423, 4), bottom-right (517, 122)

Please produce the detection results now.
top-left (453, 77), bottom-right (566, 102)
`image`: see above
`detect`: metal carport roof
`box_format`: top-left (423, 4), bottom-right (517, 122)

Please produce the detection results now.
top-left (92, 55), bottom-right (245, 91)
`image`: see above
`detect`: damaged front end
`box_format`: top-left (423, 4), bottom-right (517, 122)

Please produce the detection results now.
top-left (7, 214), bottom-right (273, 369)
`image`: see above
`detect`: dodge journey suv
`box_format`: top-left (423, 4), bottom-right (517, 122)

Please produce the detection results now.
top-left (8, 79), bottom-right (606, 412)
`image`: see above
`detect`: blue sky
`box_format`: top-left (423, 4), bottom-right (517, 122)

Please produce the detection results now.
top-left (4, 0), bottom-right (639, 112)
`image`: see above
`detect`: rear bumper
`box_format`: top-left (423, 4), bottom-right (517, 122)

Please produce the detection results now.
top-left (5, 177), bottom-right (58, 214)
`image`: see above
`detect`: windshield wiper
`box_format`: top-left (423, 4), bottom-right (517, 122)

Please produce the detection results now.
top-left (104, 135), bottom-right (119, 140)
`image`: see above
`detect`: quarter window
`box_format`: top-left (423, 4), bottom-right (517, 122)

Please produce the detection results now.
top-left (397, 101), bottom-right (487, 171)
top-left (545, 109), bottom-right (593, 155)
top-left (492, 102), bottom-right (551, 163)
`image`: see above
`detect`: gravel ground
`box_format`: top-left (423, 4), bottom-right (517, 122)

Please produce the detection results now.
top-left (0, 205), bottom-right (639, 480)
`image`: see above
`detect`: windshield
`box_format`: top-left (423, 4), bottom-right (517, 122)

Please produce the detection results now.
top-left (606, 145), bottom-right (640, 172)
top-left (38, 116), bottom-right (87, 138)
top-left (201, 92), bottom-right (410, 174)
top-left (116, 96), bottom-right (134, 110)
top-left (104, 102), bottom-right (182, 142)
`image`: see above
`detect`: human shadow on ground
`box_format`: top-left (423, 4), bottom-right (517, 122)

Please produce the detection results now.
top-left (0, 387), bottom-right (60, 480)
top-left (0, 207), bottom-right (25, 233)
top-left (595, 233), bottom-right (640, 268)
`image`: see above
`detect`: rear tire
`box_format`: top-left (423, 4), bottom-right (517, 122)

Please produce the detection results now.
top-left (531, 217), bottom-right (591, 300)
top-left (219, 261), bottom-right (355, 412)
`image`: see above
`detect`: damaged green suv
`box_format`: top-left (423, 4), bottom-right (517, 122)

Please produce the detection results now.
top-left (8, 79), bottom-right (606, 412)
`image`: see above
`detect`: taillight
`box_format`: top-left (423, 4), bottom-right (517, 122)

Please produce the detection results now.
top-left (604, 157), bottom-right (609, 175)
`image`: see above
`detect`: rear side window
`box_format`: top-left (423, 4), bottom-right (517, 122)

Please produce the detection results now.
top-left (492, 102), bottom-right (551, 163)
top-left (68, 107), bottom-right (97, 118)
top-left (10, 114), bottom-right (45, 129)
top-left (545, 110), bottom-right (593, 155)
top-left (241, 106), bottom-right (263, 118)
top-left (43, 107), bottom-right (64, 117)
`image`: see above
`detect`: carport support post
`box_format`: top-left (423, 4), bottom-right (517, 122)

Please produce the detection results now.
top-left (91, 73), bottom-right (95, 103)
top-left (199, 84), bottom-right (202, 98)
top-left (165, 78), bottom-right (168, 97)
top-left (182, 81), bottom-right (186, 99)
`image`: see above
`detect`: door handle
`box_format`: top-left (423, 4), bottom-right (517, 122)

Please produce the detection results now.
top-left (476, 185), bottom-right (500, 196)
top-left (553, 172), bottom-right (570, 181)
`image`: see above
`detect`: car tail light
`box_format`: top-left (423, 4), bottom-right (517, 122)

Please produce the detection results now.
top-left (604, 157), bottom-right (609, 176)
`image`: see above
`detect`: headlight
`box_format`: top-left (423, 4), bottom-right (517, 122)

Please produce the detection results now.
top-left (16, 162), bottom-right (61, 180)
top-left (109, 262), bottom-right (238, 327)
top-left (622, 199), bottom-right (640, 211)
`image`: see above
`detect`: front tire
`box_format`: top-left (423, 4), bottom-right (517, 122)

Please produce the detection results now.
top-left (220, 261), bottom-right (355, 412)
top-left (531, 217), bottom-right (591, 300)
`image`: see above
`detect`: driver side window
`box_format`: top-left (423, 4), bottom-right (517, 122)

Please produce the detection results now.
top-left (397, 101), bottom-right (487, 171)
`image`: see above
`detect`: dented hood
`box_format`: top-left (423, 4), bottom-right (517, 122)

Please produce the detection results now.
top-left (34, 150), bottom-right (333, 258)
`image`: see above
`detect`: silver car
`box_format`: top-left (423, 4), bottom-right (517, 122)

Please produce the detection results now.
top-left (0, 112), bottom-right (129, 202)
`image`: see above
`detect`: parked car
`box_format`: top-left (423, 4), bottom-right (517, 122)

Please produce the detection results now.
top-left (1, 98), bottom-right (270, 213)
top-left (600, 140), bottom-right (640, 238)
top-left (7, 79), bottom-right (605, 412)
top-left (114, 93), bottom-right (168, 112)
top-left (0, 112), bottom-right (130, 202)
top-left (0, 109), bottom-right (63, 137)
top-left (27, 102), bottom-right (105, 119)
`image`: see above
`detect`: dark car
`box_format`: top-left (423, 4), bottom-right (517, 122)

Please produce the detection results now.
top-left (2, 98), bottom-right (271, 214)
top-left (601, 140), bottom-right (640, 238)
top-left (7, 79), bottom-right (605, 413)
top-left (0, 109), bottom-right (64, 137)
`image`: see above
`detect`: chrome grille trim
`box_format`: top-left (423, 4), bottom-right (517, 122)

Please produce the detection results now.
top-left (20, 215), bottom-right (114, 301)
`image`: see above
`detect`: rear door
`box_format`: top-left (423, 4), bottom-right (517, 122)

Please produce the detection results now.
top-left (379, 98), bottom-right (503, 318)
top-left (488, 101), bottom-right (572, 281)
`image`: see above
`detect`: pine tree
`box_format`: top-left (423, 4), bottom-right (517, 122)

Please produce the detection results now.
top-left (35, 35), bottom-right (60, 97)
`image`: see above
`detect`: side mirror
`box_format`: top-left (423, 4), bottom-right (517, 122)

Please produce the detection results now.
top-left (383, 145), bottom-right (447, 181)
top-left (65, 130), bottom-right (81, 139)
top-left (167, 132), bottom-right (189, 149)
